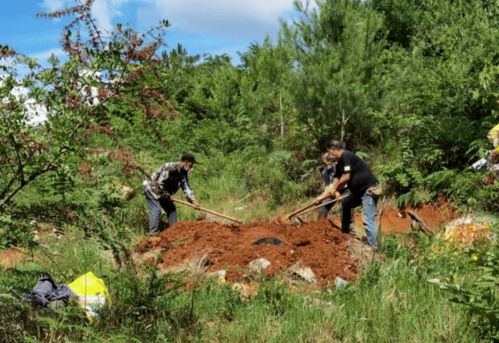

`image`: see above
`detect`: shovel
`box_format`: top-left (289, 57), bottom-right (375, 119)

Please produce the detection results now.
top-left (295, 198), bottom-right (340, 217)
top-left (172, 198), bottom-right (242, 225)
top-left (277, 196), bottom-right (345, 225)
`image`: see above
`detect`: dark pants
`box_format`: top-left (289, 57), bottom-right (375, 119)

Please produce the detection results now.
top-left (340, 190), bottom-right (378, 249)
top-left (144, 186), bottom-right (177, 234)
top-left (317, 202), bottom-right (334, 219)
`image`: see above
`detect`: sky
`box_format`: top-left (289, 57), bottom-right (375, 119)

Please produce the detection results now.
top-left (0, 0), bottom-right (302, 65)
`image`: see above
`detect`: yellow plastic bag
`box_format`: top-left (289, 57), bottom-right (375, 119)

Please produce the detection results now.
top-left (68, 272), bottom-right (109, 321)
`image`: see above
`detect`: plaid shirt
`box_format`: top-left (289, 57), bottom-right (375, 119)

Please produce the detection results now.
top-left (144, 162), bottom-right (195, 200)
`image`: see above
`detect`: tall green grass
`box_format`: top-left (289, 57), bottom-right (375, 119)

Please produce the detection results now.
top-left (0, 232), bottom-right (482, 342)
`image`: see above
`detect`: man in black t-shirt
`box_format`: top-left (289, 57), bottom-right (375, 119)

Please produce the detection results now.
top-left (314, 140), bottom-right (380, 249)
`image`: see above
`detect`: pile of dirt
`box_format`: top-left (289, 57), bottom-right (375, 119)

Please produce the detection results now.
top-left (357, 199), bottom-right (459, 235)
top-left (135, 219), bottom-right (365, 282)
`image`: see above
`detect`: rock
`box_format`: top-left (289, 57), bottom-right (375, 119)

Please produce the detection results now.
top-left (207, 270), bottom-right (227, 284)
top-left (287, 262), bottom-right (317, 283)
top-left (117, 183), bottom-right (135, 200)
top-left (248, 258), bottom-right (271, 274)
top-left (346, 239), bottom-right (383, 267)
top-left (157, 251), bottom-right (210, 276)
top-left (335, 276), bottom-right (349, 289)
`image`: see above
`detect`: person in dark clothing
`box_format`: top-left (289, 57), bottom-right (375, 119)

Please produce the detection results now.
top-left (143, 153), bottom-right (199, 235)
top-left (317, 152), bottom-right (336, 219)
top-left (314, 140), bottom-right (381, 249)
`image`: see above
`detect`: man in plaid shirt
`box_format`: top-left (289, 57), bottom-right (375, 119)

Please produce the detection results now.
top-left (143, 153), bottom-right (199, 235)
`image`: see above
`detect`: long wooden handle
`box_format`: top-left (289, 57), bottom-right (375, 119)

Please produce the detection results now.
top-left (288, 195), bottom-right (347, 219)
top-left (173, 198), bottom-right (242, 224)
top-left (296, 199), bottom-right (338, 216)
top-left (296, 195), bottom-right (347, 216)
top-left (287, 203), bottom-right (316, 219)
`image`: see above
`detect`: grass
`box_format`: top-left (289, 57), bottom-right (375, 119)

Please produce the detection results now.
top-left (0, 160), bottom-right (493, 342)
top-left (174, 259), bottom-right (476, 343)
top-left (0, 230), bottom-right (483, 342)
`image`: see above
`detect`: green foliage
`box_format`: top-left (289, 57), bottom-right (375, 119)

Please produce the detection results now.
top-left (97, 183), bottom-right (126, 212)
top-left (0, 298), bottom-right (93, 342)
top-left (426, 170), bottom-right (499, 212)
top-left (94, 269), bottom-right (202, 341)
top-left (243, 149), bottom-right (303, 207)
top-left (0, 8), bottom-right (169, 210)
top-left (0, 214), bottom-right (31, 248)
top-left (1, 0), bottom-right (499, 340)
top-left (2, 0), bottom-right (498, 215)
top-left (431, 239), bottom-right (499, 341)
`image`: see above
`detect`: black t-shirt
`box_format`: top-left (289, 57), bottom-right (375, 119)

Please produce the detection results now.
top-left (334, 150), bottom-right (378, 196)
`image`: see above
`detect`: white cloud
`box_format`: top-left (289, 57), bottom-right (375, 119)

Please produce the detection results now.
top-left (2, 84), bottom-right (48, 125)
top-left (139, 0), bottom-right (295, 37)
top-left (41, 0), bottom-right (67, 12)
top-left (157, 0), bottom-right (294, 25)
top-left (92, 0), bottom-right (114, 32)
top-left (11, 86), bottom-right (48, 125)
top-left (41, 0), bottom-right (297, 38)
top-left (31, 48), bottom-right (65, 62)
top-left (41, 0), bottom-right (130, 33)
top-left (26, 100), bottom-right (48, 125)
top-left (92, 0), bottom-right (131, 33)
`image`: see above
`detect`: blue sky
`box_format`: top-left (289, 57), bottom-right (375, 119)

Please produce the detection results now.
top-left (0, 0), bottom-right (300, 64)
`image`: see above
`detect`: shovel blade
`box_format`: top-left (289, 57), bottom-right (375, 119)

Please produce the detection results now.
top-left (276, 215), bottom-right (292, 225)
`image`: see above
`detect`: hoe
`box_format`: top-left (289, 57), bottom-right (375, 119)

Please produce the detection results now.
top-left (277, 196), bottom-right (345, 225)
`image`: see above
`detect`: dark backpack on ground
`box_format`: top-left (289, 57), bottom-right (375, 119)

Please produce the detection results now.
top-left (21, 274), bottom-right (75, 307)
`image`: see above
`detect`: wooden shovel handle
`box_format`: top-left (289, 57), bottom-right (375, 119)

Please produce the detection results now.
top-left (296, 195), bottom-right (347, 217)
top-left (286, 203), bottom-right (316, 219)
top-left (287, 195), bottom-right (347, 219)
top-left (172, 198), bottom-right (242, 224)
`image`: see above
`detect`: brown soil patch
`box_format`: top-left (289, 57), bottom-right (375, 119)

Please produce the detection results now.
top-left (294, 199), bottom-right (459, 235)
top-left (375, 199), bottom-right (459, 234)
top-left (0, 248), bottom-right (28, 270)
top-left (136, 219), bottom-right (360, 282)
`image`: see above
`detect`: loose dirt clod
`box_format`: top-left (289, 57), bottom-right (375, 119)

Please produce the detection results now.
top-left (288, 262), bottom-right (318, 283)
top-left (248, 258), bottom-right (271, 274)
top-left (135, 219), bottom-right (360, 282)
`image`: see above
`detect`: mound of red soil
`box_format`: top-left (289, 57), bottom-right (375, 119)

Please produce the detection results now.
top-left (291, 198), bottom-right (459, 235)
top-left (136, 219), bottom-right (359, 282)
top-left (375, 199), bottom-right (459, 234)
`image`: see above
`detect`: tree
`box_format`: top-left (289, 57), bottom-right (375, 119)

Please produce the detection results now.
top-left (285, 0), bottom-right (385, 149)
top-left (0, 0), bottom-right (171, 209)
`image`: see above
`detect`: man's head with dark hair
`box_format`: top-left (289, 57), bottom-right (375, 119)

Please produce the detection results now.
top-left (326, 140), bottom-right (344, 150)
top-left (181, 152), bottom-right (197, 164)
top-left (180, 152), bottom-right (197, 171)
top-left (326, 140), bottom-right (345, 159)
